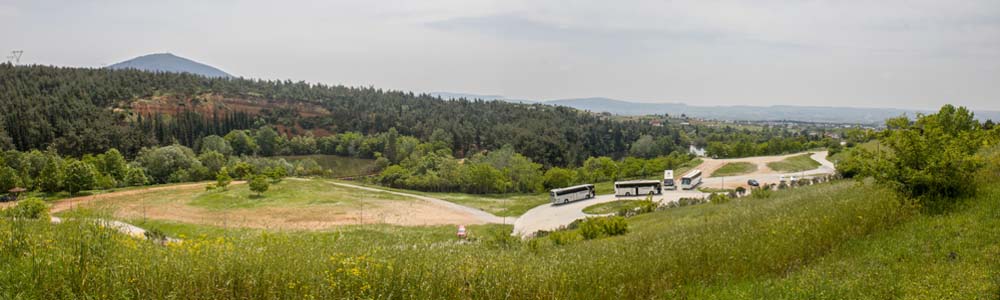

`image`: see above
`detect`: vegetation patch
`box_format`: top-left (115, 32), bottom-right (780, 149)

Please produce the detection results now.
top-left (582, 200), bottom-right (646, 215)
top-left (190, 179), bottom-right (411, 210)
top-left (711, 162), bottom-right (758, 177)
top-left (767, 153), bottom-right (821, 172)
top-left (276, 155), bottom-right (375, 178)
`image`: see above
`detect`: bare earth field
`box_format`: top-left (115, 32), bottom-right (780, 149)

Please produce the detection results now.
top-left (49, 179), bottom-right (491, 230)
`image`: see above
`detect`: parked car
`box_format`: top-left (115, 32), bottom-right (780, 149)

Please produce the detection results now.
top-left (747, 179), bottom-right (760, 187)
top-left (0, 195), bottom-right (12, 202)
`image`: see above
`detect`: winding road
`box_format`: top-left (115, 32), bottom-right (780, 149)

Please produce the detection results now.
top-left (512, 151), bottom-right (836, 237)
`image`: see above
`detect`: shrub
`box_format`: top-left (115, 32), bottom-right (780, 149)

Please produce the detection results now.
top-left (579, 216), bottom-right (629, 240)
top-left (249, 175), bottom-right (270, 196)
top-left (124, 167), bottom-right (150, 186)
top-left (3, 197), bottom-right (48, 219)
top-left (710, 193), bottom-right (731, 204)
top-left (548, 230), bottom-right (579, 246)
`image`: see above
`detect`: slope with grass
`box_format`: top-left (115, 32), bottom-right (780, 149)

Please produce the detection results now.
top-left (582, 200), bottom-right (645, 215)
top-left (767, 153), bottom-right (822, 172)
top-left (6, 179), bottom-right (968, 299)
top-left (710, 162), bottom-right (758, 177)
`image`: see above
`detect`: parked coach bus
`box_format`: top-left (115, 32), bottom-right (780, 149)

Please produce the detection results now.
top-left (614, 180), bottom-right (662, 197)
top-left (663, 170), bottom-right (676, 190)
top-left (550, 184), bottom-right (596, 205)
top-left (681, 169), bottom-right (703, 190)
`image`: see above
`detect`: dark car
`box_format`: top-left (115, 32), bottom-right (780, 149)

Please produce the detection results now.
top-left (747, 179), bottom-right (760, 187)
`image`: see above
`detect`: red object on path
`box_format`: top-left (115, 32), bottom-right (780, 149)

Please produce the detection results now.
top-left (457, 225), bottom-right (467, 239)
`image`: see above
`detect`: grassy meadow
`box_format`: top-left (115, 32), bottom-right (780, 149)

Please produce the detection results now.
top-left (191, 179), bottom-right (412, 210)
top-left (582, 200), bottom-right (645, 215)
top-left (8, 177), bottom-right (994, 299)
top-left (710, 162), bottom-right (758, 177)
top-left (767, 153), bottom-right (822, 172)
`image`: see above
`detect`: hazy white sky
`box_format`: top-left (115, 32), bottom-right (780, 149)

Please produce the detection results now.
top-left (3, 0), bottom-right (999, 110)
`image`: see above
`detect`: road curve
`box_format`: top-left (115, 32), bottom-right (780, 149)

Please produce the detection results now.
top-left (513, 190), bottom-right (708, 237)
top-left (512, 151), bottom-right (837, 237)
top-left (324, 181), bottom-right (510, 225)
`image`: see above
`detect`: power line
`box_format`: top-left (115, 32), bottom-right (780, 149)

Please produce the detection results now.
top-left (6, 50), bottom-right (23, 64)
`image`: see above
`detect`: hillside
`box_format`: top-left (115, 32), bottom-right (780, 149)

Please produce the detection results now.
top-left (108, 53), bottom-right (233, 78)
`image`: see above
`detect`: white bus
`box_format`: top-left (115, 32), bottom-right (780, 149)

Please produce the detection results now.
top-left (549, 184), bottom-right (595, 205)
top-left (663, 170), bottom-right (676, 190)
top-left (614, 180), bottom-right (662, 197)
top-left (681, 170), bottom-right (703, 190)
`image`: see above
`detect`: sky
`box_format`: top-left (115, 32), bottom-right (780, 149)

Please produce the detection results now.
top-left (2, 0), bottom-right (999, 111)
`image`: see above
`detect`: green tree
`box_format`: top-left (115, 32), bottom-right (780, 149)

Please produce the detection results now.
top-left (629, 135), bottom-right (659, 158)
top-left (267, 166), bottom-right (287, 183)
top-left (124, 167), bottom-right (150, 186)
top-left (232, 161), bottom-right (255, 179)
top-left (855, 105), bottom-right (984, 202)
top-left (135, 145), bottom-right (203, 184)
top-left (0, 166), bottom-right (21, 191)
top-left (64, 160), bottom-right (97, 195)
top-left (249, 175), bottom-right (270, 196)
top-left (198, 150), bottom-right (227, 175)
top-left (97, 148), bottom-right (128, 181)
top-left (216, 167), bottom-right (233, 191)
top-left (224, 130), bottom-right (257, 156)
top-left (254, 126), bottom-right (284, 156)
top-left (200, 135), bottom-right (233, 156)
top-left (37, 154), bottom-right (65, 193)
top-left (543, 167), bottom-right (576, 189)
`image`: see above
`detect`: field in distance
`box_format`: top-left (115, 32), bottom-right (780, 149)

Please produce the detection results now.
top-left (56, 178), bottom-right (486, 229)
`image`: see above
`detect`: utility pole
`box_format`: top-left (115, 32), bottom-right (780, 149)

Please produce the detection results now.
top-left (6, 50), bottom-right (23, 64)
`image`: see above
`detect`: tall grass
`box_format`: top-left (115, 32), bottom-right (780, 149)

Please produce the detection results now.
top-left (0, 181), bottom-right (916, 299)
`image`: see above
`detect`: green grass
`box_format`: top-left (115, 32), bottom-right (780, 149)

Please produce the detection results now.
top-left (710, 162), bottom-right (758, 177)
top-left (190, 179), bottom-right (412, 210)
top-left (344, 181), bottom-right (548, 217)
top-left (582, 200), bottom-right (645, 215)
top-left (767, 153), bottom-right (822, 172)
top-left (676, 184), bottom-right (1000, 299)
top-left (698, 187), bottom-right (735, 193)
top-left (5, 180), bottom-right (949, 299)
top-left (403, 191), bottom-right (548, 217)
top-left (277, 154), bottom-right (376, 177)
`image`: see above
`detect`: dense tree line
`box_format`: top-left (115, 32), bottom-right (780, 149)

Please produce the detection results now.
top-left (0, 63), bottom-right (681, 165)
top-left (837, 105), bottom-right (1000, 207)
top-left (0, 144), bottom-right (323, 196)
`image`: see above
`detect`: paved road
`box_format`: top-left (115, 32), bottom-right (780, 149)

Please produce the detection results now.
top-left (512, 190), bottom-right (708, 237)
top-left (700, 151), bottom-right (835, 189)
top-left (512, 151), bottom-right (837, 237)
top-left (325, 181), bottom-right (510, 224)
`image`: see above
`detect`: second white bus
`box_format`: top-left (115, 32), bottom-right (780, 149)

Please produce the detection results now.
top-left (681, 169), bottom-right (703, 190)
top-left (614, 180), bottom-right (662, 197)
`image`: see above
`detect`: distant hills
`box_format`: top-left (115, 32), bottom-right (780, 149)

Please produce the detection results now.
top-left (432, 93), bottom-right (1000, 124)
top-left (108, 53), bottom-right (232, 78)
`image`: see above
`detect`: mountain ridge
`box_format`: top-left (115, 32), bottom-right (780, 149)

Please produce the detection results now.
top-left (108, 53), bottom-right (233, 78)
top-left (433, 93), bottom-right (1000, 124)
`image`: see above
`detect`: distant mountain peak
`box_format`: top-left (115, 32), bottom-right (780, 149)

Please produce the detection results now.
top-left (108, 53), bottom-right (233, 78)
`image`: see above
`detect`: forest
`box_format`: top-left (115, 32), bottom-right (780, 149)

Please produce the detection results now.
top-left (1, 63), bottom-right (838, 168)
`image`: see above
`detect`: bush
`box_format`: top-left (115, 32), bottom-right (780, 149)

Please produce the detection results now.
top-left (548, 230), bottom-right (579, 246)
top-left (579, 216), bottom-right (629, 240)
top-left (3, 197), bottom-right (48, 219)
top-left (710, 193), bottom-right (731, 204)
top-left (249, 175), bottom-right (270, 196)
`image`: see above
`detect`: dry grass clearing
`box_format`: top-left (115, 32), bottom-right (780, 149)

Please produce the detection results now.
top-left (54, 179), bottom-right (485, 230)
